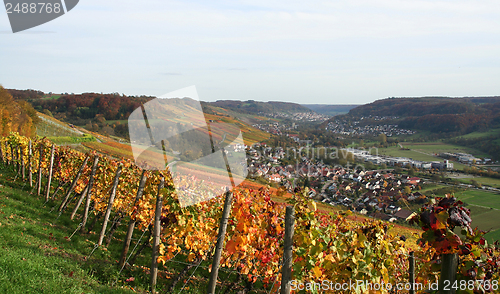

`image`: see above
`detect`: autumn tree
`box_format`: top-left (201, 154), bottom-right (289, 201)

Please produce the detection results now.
top-left (0, 85), bottom-right (37, 137)
top-left (379, 133), bottom-right (387, 145)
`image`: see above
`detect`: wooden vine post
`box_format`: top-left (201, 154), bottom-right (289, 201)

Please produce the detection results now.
top-left (97, 164), bottom-right (122, 246)
top-left (17, 146), bottom-right (22, 175)
top-left (58, 155), bottom-right (89, 213)
top-left (4, 142), bottom-right (9, 166)
top-left (6, 142), bottom-right (10, 165)
top-left (16, 146), bottom-right (20, 174)
top-left (36, 144), bottom-right (44, 196)
top-left (150, 176), bottom-right (165, 294)
top-left (10, 145), bottom-right (14, 167)
top-left (45, 145), bottom-right (55, 202)
top-left (119, 170), bottom-right (147, 268)
top-left (13, 146), bottom-right (17, 173)
top-left (20, 146), bottom-right (25, 180)
top-left (7, 142), bottom-right (11, 166)
top-left (5, 142), bottom-right (8, 164)
top-left (280, 206), bottom-right (295, 294)
top-left (207, 188), bottom-right (233, 294)
top-left (409, 251), bottom-right (416, 294)
top-left (439, 253), bottom-right (458, 294)
top-left (28, 140), bottom-right (32, 187)
top-left (70, 184), bottom-right (89, 220)
top-left (8, 144), bottom-right (11, 167)
top-left (0, 140), bottom-right (4, 163)
top-left (80, 156), bottom-right (99, 233)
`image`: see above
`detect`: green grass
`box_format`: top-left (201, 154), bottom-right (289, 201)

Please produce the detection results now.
top-left (375, 146), bottom-right (439, 161)
top-left (485, 229), bottom-right (500, 244)
top-left (421, 186), bottom-right (500, 243)
top-left (452, 189), bottom-right (500, 243)
top-left (459, 128), bottom-right (500, 139)
top-left (41, 95), bottom-right (61, 100)
top-left (419, 184), bottom-right (445, 193)
top-left (468, 209), bottom-right (500, 231)
top-left (457, 177), bottom-right (500, 189)
top-left (460, 207), bottom-right (500, 244)
top-left (453, 199), bottom-right (500, 244)
top-left (47, 134), bottom-right (96, 145)
top-left (455, 190), bottom-right (500, 210)
top-left (466, 205), bottom-right (493, 217)
top-left (0, 171), bottom-right (136, 293)
top-left (37, 112), bottom-right (83, 138)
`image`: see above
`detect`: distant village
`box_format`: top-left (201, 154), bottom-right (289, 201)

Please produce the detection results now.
top-left (243, 143), bottom-right (436, 224)
top-left (252, 121), bottom-right (298, 136)
top-left (325, 116), bottom-right (416, 136)
top-left (239, 113), bottom-right (497, 225)
top-left (261, 112), bottom-right (330, 122)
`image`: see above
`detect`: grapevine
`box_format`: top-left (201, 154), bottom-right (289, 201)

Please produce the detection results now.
top-left (1, 132), bottom-right (498, 293)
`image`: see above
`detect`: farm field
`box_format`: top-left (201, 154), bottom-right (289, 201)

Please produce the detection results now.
top-left (41, 94), bottom-right (62, 100)
top-left (375, 144), bottom-right (470, 170)
top-left (455, 189), bottom-right (500, 210)
top-left (467, 209), bottom-right (500, 244)
top-left (419, 184), bottom-right (446, 193)
top-left (402, 141), bottom-right (491, 159)
top-left (376, 146), bottom-right (446, 162)
top-left (459, 128), bottom-right (500, 139)
top-left (458, 177), bottom-right (500, 189)
top-left (456, 204), bottom-right (500, 244)
top-left (453, 189), bottom-right (500, 243)
top-left (486, 230), bottom-right (500, 244)
top-left (419, 185), bottom-right (500, 243)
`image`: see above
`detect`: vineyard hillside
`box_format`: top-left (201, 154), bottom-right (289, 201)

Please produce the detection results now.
top-left (0, 132), bottom-right (499, 293)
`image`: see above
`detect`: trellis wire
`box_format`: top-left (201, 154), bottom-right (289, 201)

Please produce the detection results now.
top-left (178, 258), bottom-right (204, 294)
top-left (113, 218), bottom-right (154, 286)
top-left (68, 222), bottom-right (83, 240)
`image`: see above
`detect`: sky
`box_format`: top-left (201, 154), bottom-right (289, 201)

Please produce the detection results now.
top-left (1, 0), bottom-right (500, 104)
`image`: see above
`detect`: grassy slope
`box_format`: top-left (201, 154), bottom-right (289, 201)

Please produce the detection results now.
top-left (0, 169), bottom-right (135, 294)
top-left (37, 112), bottom-right (84, 138)
top-left (459, 128), bottom-right (500, 139)
top-left (0, 164), bottom-right (257, 294)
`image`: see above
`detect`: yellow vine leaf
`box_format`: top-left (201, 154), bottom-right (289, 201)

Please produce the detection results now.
top-left (312, 266), bottom-right (322, 278)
